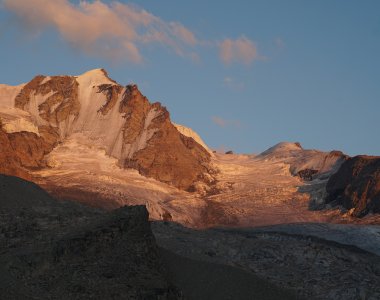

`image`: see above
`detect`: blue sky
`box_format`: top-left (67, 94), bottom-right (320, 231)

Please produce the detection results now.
top-left (0, 0), bottom-right (379, 155)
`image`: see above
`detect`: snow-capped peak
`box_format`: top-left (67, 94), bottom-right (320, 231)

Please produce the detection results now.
top-left (260, 142), bottom-right (303, 156)
top-left (76, 68), bottom-right (115, 87)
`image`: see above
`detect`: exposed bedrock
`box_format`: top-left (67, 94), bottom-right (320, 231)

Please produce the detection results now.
top-left (0, 127), bottom-right (52, 180)
top-left (326, 155), bottom-right (380, 217)
top-left (120, 84), bottom-right (214, 191)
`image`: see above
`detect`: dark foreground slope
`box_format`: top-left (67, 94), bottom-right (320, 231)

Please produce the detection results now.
top-left (160, 248), bottom-right (297, 300)
top-left (153, 221), bottom-right (380, 300)
top-left (0, 174), bottom-right (300, 300)
top-left (0, 174), bottom-right (180, 299)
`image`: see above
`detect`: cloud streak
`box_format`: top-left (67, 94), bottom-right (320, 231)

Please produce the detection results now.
top-left (212, 116), bottom-right (241, 128)
top-left (2, 0), bottom-right (198, 63)
top-left (223, 77), bottom-right (245, 91)
top-left (220, 36), bottom-right (258, 65)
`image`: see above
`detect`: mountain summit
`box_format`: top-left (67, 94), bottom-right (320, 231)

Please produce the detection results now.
top-left (0, 69), bottom-right (215, 191)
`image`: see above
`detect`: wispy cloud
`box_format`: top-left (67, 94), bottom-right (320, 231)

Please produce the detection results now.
top-left (274, 37), bottom-right (285, 49)
top-left (2, 0), bottom-right (198, 63)
top-left (212, 116), bottom-right (241, 128)
top-left (223, 77), bottom-right (245, 91)
top-left (2, 0), bottom-right (263, 66)
top-left (220, 36), bottom-right (258, 65)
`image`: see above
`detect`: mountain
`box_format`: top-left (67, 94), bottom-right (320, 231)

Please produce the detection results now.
top-left (2, 69), bottom-right (380, 300)
top-left (0, 69), bottom-right (215, 191)
top-left (0, 69), bottom-right (379, 225)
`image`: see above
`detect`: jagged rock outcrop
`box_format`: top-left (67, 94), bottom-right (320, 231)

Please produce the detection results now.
top-left (0, 69), bottom-right (214, 191)
top-left (0, 127), bottom-right (30, 180)
top-left (0, 174), bottom-right (181, 299)
top-left (296, 169), bottom-right (318, 181)
top-left (0, 126), bottom-right (51, 180)
top-left (326, 155), bottom-right (380, 217)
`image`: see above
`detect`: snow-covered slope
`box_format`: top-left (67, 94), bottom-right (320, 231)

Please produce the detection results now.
top-left (0, 84), bottom-right (38, 134)
top-left (257, 141), bottom-right (347, 178)
top-left (260, 142), bottom-right (303, 156)
top-left (0, 83), bottom-right (25, 107)
top-left (0, 107), bottom-right (40, 135)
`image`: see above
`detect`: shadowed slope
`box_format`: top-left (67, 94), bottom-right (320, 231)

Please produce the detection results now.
top-left (0, 174), bottom-right (181, 299)
top-left (160, 247), bottom-right (298, 300)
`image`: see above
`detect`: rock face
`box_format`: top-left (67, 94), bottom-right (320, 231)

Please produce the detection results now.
top-left (120, 84), bottom-right (212, 190)
top-left (0, 127), bottom-right (28, 179)
top-left (0, 69), bottom-right (214, 191)
top-left (0, 174), bottom-right (181, 299)
top-left (326, 155), bottom-right (380, 217)
top-left (0, 126), bottom-right (51, 180)
top-left (296, 168), bottom-right (318, 181)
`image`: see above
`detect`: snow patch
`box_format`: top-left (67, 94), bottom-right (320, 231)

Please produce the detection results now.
top-left (73, 79), bottom-right (126, 157)
top-left (40, 76), bottom-right (51, 85)
top-left (26, 91), bottom-right (56, 127)
top-left (2, 118), bottom-right (40, 135)
top-left (0, 106), bottom-right (39, 135)
top-left (0, 83), bottom-right (25, 107)
top-left (123, 107), bottom-right (161, 158)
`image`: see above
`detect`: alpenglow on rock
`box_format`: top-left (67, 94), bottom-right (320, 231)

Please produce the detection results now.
top-left (0, 69), bottom-right (215, 191)
top-left (326, 155), bottom-right (380, 217)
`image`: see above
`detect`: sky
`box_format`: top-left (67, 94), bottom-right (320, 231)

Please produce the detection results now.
top-left (0, 0), bottom-right (379, 156)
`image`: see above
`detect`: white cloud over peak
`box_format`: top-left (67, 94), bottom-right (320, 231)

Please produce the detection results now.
top-left (2, 0), bottom-right (198, 63)
top-left (2, 0), bottom-right (261, 66)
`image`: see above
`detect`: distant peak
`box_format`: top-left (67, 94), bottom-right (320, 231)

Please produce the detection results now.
top-left (260, 142), bottom-right (303, 156)
top-left (275, 142), bottom-right (303, 150)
